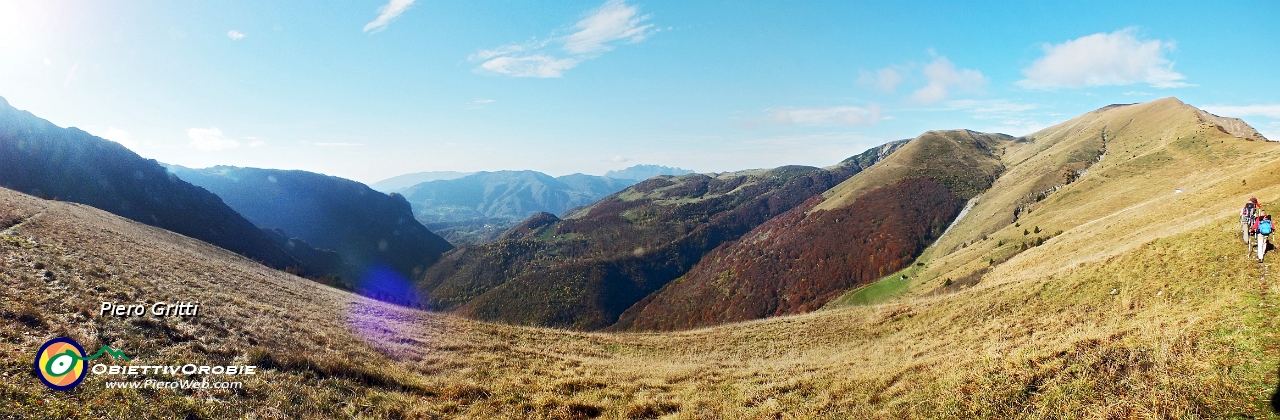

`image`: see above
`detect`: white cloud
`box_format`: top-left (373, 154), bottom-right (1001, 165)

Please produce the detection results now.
top-left (227, 30), bottom-right (245, 40)
top-left (857, 67), bottom-right (903, 93)
top-left (473, 0), bottom-right (655, 78)
top-left (985, 120), bottom-right (1049, 137)
top-left (1018, 28), bottom-right (1188, 89)
top-left (466, 99), bottom-right (497, 110)
top-left (944, 100), bottom-right (1047, 136)
top-left (1201, 104), bottom-right (1280, 119)
top-left (43, 58), bottom-right (51, 65)
top-left (610, 155), bottom-right (630, 162)
top-left (562, 0), bottom-right (654, 54)
top-left (364, 0), bottom-right (415, 33)
top-left (911, 56), bottom-right (986, 104)
top-left (945, 99), bottom-right (1037, 115)
top-left (772, 105), bottom-right (882, 126)
top-left (480, 55), bottom-right (580, 78)
top-left (314, 142), bottom-right (365, 147)
top-left (187, 128), bottom-right (240, 152)
top-left (100, 127), bottom-right (138, 149)
top-left (470, 41), bottom-right (550, 61)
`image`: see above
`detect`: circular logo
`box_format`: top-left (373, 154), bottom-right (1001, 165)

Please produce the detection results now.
top-left (34, 337), bottom-right (88, 391)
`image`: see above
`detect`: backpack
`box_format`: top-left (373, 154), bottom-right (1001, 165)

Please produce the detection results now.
top-left (1262, 220), bottom-right (1273, 235)
top-left (1245, 202), bottom-right (1258, 217)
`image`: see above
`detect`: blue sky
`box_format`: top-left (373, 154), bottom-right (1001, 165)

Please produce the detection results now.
top-left (1, 1), bottom-right (1277, 184)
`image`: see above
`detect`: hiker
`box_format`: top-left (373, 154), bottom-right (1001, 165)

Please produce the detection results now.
top-left (1243, 197), bottom-right (1261, 243)
top-left (1254, 211), bottom-right (1273, 262)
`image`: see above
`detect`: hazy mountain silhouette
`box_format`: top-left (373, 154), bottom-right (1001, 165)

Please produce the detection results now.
top-left (370, 171), bottom-right (474, 193)
top-left (605, 164), bottom-right (694, 180)
top-left (400, 170), bottom-right (638, 244)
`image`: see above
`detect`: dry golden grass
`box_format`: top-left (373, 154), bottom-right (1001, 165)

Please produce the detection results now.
top-left (2, 185), bottom-right (1278, 418)
top-left (3, 97), bottom-right (1280, 418)
top-left (814, 129), bottom-right (1011, 212)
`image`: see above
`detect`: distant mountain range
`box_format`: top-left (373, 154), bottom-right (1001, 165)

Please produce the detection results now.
top-left (369, 171), bottom-right (474, 193)
top-left (398, 171), bottom-right (640, 244)
top-left (372, 165), bottom-right (692, 195)
top-left (166, 166), bottom-right (454, 301)
top-left (604, 164), bottom-right (694, 180)
top-left (0, 96), bottom-right (304, 274)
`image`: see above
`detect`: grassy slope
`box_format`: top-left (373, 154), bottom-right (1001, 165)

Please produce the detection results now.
top-left (814, 129), bottom-right (1012, 212)
top-left (906, 98), bottom-right (1280, 294)
top-left (824, 263), bottom-right (920, 307)
top-left (6, 97), bottom-right (1280, 418)
top-left (4, 185), bottom-right (1279, 419)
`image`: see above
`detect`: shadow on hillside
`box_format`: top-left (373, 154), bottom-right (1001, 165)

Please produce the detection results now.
top-left (1272, 364), bottom-right (1280, 413)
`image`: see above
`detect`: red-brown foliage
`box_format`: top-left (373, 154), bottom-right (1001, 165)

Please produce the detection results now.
top-left (415, 163), bottom-right (899, 329)
top-left (616, 177), bottom-right (965, 331)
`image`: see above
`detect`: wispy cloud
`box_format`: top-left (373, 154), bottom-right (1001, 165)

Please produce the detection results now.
top-left (472, 0), bottom-right (656, 78)
top-left (857, 67), bottom-right (903, 93)
top-left (944, 100), bottom-right (1047, 136)
top-left (772, 105), bottom-right (883, 126)
top-left (364, 0), bottom-right (415, 33)
top-left (187, 128), bottom-right (239, 152)
top-left (945, 99), bottom-right (1037, 115)
top-left (314, 142), bottom-right (365, 147)
top-left (610, 155), bottom-right (630, 162)
top-left (480, 55), bottom-right (580, 78)
top-left (911, 56), bottom-right (986, 104)
top-left (227, 30), bottom-right (246, 40)
top-left (1201, 104), bottom-right (1280, 119)
top-left (1018, 28), bottom-right (1189, 89)
top-left (562, 0), bottom-right (654, 54)
top-left (466, 99), bottom-right (497, 110)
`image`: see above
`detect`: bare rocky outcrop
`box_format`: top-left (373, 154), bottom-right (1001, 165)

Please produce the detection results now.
top-left (1195, 109), bottom-right (1269, 141)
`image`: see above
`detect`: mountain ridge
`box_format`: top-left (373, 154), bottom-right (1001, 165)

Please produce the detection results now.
top-left (616, 130), bottom-right (1013, 330)
top-left (400, 170), bottom-right (638, 244)
top-left (0, 96), bottom-right (305, 274)
top-left (166, 165), bottom-right (454, 300)
top-left (604, 164), bottom-right (695, 180)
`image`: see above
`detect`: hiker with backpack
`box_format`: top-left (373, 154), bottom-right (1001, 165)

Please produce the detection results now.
top-left (1253, 211), bottom-right (1273, 262)
top-left (1243, 197), bottom-right (1261, 244)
